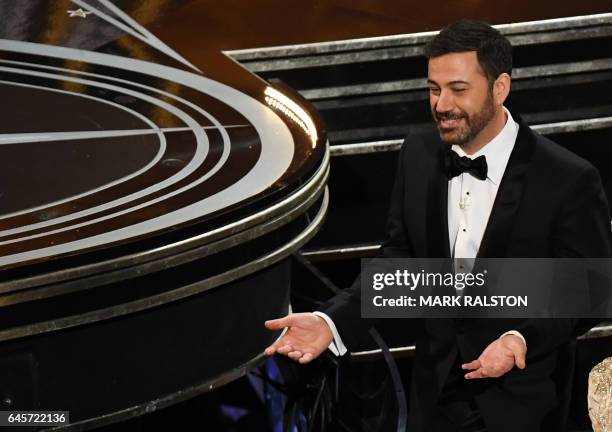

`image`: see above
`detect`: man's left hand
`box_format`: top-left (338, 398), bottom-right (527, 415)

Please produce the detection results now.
top-left (462, 334), bottom-right (527, 379)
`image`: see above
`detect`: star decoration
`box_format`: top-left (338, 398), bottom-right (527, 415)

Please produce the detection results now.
top-left (67, 8), bottom-right (92, 18)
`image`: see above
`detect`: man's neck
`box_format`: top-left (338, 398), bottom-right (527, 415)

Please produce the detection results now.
top-left (460, 108), bottom-right (508, 155)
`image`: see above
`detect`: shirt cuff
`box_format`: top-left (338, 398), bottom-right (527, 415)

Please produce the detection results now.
top-left (312, 311), bottom-right (348, 356)
top-left (500, 330), bottom-right (527, 347)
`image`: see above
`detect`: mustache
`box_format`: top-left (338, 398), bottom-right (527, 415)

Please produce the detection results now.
top-left (434, 111), bottom-right (466, 121)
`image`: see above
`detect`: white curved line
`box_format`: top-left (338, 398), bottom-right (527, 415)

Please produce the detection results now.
top-left (71, 0), bottom-right (201, 73)
top-left (0, 129), bottom-right (158, 145)
top-left (0, 125), bottom-right (249, 146)
top-left (0, 65), bottom-right (208, 236)
top-left (0, 105), bottom-right (233, 245)
top-left (0, 80), bottom-right (166, 219)
top-left (0, 41), bottom-right (294, 267)
top-left (0, 60), bottom-right (236, 234)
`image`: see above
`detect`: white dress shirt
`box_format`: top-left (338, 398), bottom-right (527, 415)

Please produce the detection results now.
top-left (317, 107), bottom-right (525, 356)
top-left (448, 107), bottom-right (518, 259)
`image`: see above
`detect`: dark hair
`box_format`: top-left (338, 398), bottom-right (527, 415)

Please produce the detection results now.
top-left (423, 20), bottom-right (512, 85)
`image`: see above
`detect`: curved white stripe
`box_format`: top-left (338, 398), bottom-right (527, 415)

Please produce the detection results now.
top-left (0, 80), bottom-right (166, 219)
top-left (0, 65), bottom-right (208, 236)
top-left (81, 0), bottom-right (149, 39)
top-left (0, 101), bottom-right (233, 244)
top-left (0, 129), bottom-right (157, 145)
top-left (0, 40), bottom-right (294, 266)
top-left (0, 60), bottom-right (238, 235)
top-left (0, 60), bottom-right (236, 234)
top-left (0, 125), bottom-right (250, 146)
top-left (71, 0), bottom-right (201, 73)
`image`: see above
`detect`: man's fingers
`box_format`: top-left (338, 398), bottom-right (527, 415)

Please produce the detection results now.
top-left (506, 340), bottom-right (527, 370)
top-left (465, 367), bottom-right (488, 379)
top-left (462, 359), bottom-right (481, 371)
top-left (503, 335), bottom-right (527, 370)
top-left (463, 337), bottom-right (525, 380)
top-left (514, 347), bottom-right (527, 370)
top-left (265, 315), bottom-right (293, 330)
top-left (276, 344), bottom-right (293, 355)
top-left (264, 337), bottom-right (289, 356)
top-left (299, 353), bottom-right (314, 364)
top-left (513, 350), bottom-right (526, 369)
top-left (288, 350), bottom-right (303, 360)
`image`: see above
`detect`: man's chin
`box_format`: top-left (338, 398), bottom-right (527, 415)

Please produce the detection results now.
top-left (437, 128), bottom-right (463, 145)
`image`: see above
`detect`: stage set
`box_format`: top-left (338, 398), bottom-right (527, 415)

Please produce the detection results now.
top-left (0, 1), bottom-right (611, 431)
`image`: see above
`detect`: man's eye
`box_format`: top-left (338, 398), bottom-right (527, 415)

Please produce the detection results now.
top-left (429, 88), bottom-right (440, 94)
top-left (452, 88), bottom-right (467, 93)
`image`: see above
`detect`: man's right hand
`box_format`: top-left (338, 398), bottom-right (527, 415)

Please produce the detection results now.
top-left (264, 313), bottom-right (334, 364)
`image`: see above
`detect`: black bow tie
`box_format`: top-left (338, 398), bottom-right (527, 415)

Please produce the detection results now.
top-left (443, 149), bottom-right (488, 180)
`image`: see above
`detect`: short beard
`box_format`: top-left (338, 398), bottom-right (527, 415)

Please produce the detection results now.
top-left (433, 91), bottom-right (496, 145)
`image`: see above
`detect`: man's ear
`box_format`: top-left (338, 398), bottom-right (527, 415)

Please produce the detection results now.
top-left (493, 73), bottom-right (511, 105)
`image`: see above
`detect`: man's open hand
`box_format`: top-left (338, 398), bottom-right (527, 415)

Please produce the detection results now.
top-left (264, 313), bottom-right (334, 364)
top-left (462, 334), bottom-right (527, 379)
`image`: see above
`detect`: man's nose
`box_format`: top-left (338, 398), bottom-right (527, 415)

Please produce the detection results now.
top-left (435, 89), bottom-right (454, 113)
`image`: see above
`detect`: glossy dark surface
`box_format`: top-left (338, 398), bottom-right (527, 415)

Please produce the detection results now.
top-left (0, 259), bottom-right (291, 427)
top-left (0, 0), bottom-right (326, 269)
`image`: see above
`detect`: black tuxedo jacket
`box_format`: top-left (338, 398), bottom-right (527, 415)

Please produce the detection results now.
top-left (321, 117), bottom-right (612, 432)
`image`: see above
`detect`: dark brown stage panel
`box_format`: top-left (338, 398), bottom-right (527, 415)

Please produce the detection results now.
top-left (149, 0), bottom-right (612, 50)
top-left (0, 1), bottom-right (328, 429)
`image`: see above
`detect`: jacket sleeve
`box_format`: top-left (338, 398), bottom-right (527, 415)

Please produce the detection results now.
top-left (317, 140), bottom-right (414, 351)
top-left (515, 165), bottom-right (612, 357)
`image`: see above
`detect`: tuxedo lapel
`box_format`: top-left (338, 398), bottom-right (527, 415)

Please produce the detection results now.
top-left (426, 145), bottom-right (451, 258)
top-left (477, 118), bottom-right (536, 258)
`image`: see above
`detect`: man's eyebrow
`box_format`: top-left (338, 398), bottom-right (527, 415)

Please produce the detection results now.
top-left (427, 79), bottom-right (471, 86)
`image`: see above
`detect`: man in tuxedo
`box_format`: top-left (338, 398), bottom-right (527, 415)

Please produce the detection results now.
top-left (264, 20), bottom-right (612, 431)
